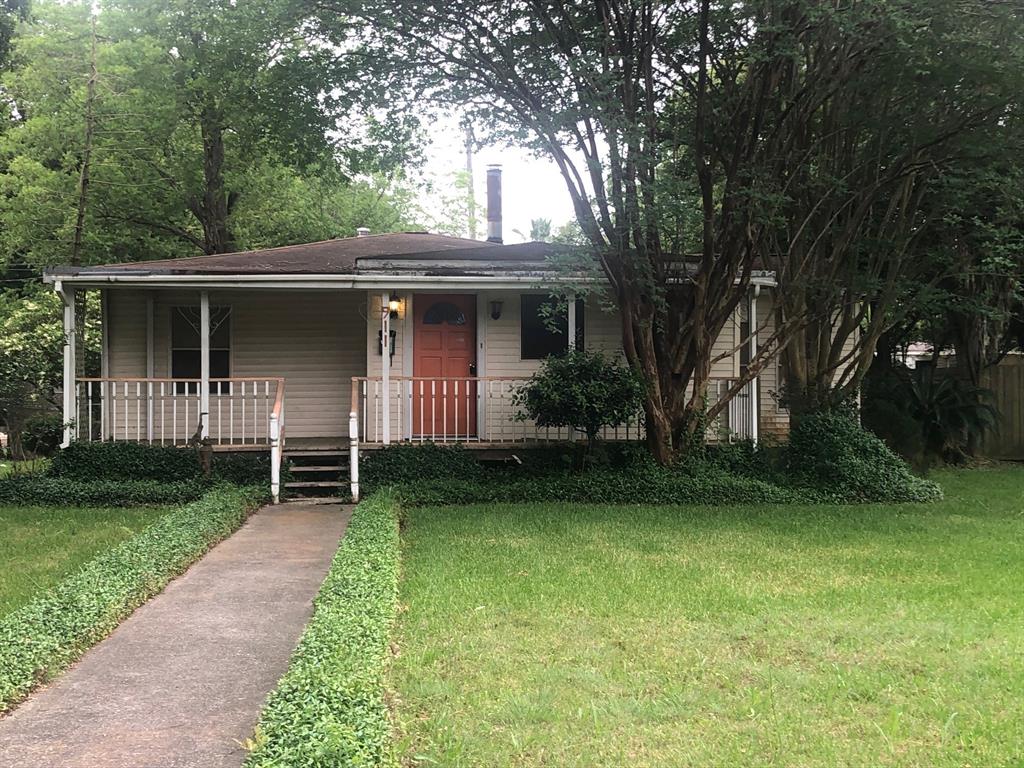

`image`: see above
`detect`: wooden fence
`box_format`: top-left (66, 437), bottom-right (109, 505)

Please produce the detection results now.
top-left (982, 356), bottom-right (1024, 460)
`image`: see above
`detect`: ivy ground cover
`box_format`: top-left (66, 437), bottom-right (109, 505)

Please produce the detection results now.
top-left (391, 468), bottom-right (1024, 767)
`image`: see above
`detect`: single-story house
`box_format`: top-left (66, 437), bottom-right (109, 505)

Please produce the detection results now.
top-left (43, 174), bottom-right (789, 502)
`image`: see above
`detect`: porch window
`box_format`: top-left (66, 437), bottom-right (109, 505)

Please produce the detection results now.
top-left (171, 306), bottom-right (231, 393)
top-left (520, 295), bottom-right (585, 360)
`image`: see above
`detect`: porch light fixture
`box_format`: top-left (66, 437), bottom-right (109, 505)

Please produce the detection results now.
top-left (490, 299), bottom-right (503, 320)
top-left (387, 293), bottom-right (402, 319)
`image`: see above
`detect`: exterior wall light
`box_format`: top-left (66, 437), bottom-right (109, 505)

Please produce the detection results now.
top-left (388, 293), bottom-right (402, 319)
top-left (490, 300), bottom-right (503, 320)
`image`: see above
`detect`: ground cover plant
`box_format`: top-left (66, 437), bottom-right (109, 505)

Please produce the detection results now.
top-left (0, 504), bottom-right (168, 617)
top-left (391, 468), bottom-right (1023, 767)
top-left (246, 490), bottom-right (401, 768)
top-left (362, 409), bottom-right (940, 507)
top-left (0, 485), bottom-right (265, 712)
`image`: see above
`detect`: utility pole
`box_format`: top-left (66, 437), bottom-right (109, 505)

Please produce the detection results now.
top-left (464, 120), bottom-right (476, 239)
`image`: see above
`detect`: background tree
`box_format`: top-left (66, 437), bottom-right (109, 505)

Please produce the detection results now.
top-left (0, 289), bottom-right (98, 459)
top-left (0, 0), bottom-right (419, 275)
top-left (762, 1), bottom-right (1024, 417)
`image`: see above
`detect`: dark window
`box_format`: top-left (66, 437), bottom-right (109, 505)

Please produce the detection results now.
top-left (423, 301), bottom-right (466, 326)
top-left (171, 306), bottom-right (231, 393)
top-left (521, 295), bottom-right (585, 360)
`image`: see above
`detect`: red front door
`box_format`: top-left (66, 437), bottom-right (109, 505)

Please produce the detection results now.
top-left (413, 294), bottom-right (477, 438)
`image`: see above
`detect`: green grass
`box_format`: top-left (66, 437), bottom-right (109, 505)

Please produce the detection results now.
top-left (0, 504), bottom-right (168, 617)
top-left (391, 468), bottom-right (1024, 767)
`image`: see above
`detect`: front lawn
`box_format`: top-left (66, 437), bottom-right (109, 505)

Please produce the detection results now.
top-left (0, 504), bottom-right (168, 617)
top-left (392, 468), bottom-right (1024, 767)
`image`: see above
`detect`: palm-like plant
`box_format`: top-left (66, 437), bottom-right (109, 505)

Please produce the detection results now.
top-left (906, 368), bottom-right (1000, 462)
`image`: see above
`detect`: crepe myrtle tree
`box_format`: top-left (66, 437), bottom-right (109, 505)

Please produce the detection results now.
top-left (324, 0), bottom-right (1018, 462)
top-left (513, 350), bottom-right (644, 460)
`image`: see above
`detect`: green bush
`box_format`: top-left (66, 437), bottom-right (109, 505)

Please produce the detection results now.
top-left (0, 485), bottom-right (265, 712)
top-left (361, 443), bottom-right (482, 493)
top-left (513, 350), bottom-right (644, 454)
top-left (246, 490), bottom-right (401, 768)
top-left (785, 410), bottom-right (942, 503)
top-left (51, 442), bottom-right (201, 482)
top-left (396, 464), bottom-right (812, 507)
top-left (0, 476), bottom-right (207, 506)
top-left (21, 414), bottom-right (63, 458)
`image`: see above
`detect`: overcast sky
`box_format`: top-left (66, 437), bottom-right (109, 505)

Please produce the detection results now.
top-left (419, 115), bottom-right (578, 243)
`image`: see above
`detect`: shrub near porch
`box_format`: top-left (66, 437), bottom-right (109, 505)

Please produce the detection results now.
top-left (391, 468), bottom-right (1024, 767)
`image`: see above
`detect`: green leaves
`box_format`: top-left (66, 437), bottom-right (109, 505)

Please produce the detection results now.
top-left (0, 0), bottom-right (418, 270)
top-left (513, 350), bottom-right (644, 444)
top-left (786, 411), bottom-right (942, 504)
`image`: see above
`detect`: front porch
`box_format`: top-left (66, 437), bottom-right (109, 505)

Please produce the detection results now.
top-left (56, 283), bottom-right (763, 503)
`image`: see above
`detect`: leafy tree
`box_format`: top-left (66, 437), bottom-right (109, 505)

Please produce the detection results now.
top-left (763, 2), bottom-right (1024, 416)
top-left (0, 0), bottom-right (418, 275)
top-left (0, 288), bottom-right (97, 458)
top-left (328, 0), bottom-right (1022, 461)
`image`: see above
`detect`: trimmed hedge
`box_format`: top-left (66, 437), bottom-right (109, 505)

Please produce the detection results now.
top-left (361, 443), bottom-right (482, 492)
top-left (0, 485), bottom-right (265, 712)
top-left (0, 476), bottom-right (208, 507)
top-left (51, 442), bottom-right (201, 482)
top-left (246, 490), bottom-right (401, 768)
top-left (49, 441), bottom-right (282, 487)
top-left (785, 410), bottom-right (942, 503)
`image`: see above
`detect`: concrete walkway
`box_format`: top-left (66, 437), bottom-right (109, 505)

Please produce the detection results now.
top-left (0, 500), bottom-right (351, 768)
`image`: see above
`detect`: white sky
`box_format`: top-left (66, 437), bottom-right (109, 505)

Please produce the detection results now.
top-left (418, 115), bottom-right (578, 243)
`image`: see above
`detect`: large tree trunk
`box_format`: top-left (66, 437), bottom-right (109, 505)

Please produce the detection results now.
top-left (194, 106), bottom-right (237, 255)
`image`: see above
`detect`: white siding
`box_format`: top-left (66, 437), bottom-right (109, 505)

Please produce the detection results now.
top-left (104, 289), bottom-right (365, 440)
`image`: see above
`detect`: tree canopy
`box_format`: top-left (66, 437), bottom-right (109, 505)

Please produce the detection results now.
top-left (322, 0), bottom-right (1024, 459)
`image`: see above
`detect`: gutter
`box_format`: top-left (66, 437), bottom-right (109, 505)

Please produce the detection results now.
top-left (42, 269), bottom-right (779, 290)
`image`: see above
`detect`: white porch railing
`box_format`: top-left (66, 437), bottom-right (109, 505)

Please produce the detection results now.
top-left (714, 378), bottom-right (757, 441)
top-left (75, 378), bottom-right (285, 446)
top-left (349, 376), bottom-right (646, 445)
top-left (74, 377), bottom-right (286, 502)
top-left (348, 375), bottom-right (759, 446)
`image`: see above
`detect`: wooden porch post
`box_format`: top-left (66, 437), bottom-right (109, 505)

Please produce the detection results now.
top-left (200, 291), bottom-right (210, 439)
top-left (380, 292), bottom-right (391, 445)
top-left (100, 289), bottom-right (111, 440)
top-left (60, 284), bottom-right (77, 447)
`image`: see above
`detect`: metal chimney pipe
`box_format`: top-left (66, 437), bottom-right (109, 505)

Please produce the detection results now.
top-left (486, 165), bottom-right (502, 243)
